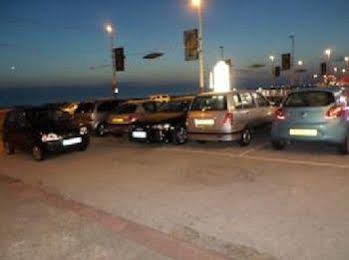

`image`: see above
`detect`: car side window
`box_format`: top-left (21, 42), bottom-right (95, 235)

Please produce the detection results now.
top-left (97, 102), bottom-right (112, 112)
top-left (232, 94), bottom-right (243, 110)
top-left (240, 93), bottom-right (256, 109)
top-left (143, 102), bottom-right (157, 113)
top-left (17, 112), bottom-right (29, 129)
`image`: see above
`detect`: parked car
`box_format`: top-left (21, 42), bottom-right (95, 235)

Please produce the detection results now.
top-left (149, 94), bottom-right (171, 103)
top-left (187, 90), bottom-right (275, 146)
top-left (106, 100), bottom-right (158, 136)
top-left (129, 96), bottom-right (194, 144)
top-left (74, 99), bottom-right (123, 136)
top-left (271, 88), bottom-right (349, 154)
top-left (2, 106), bottom-right (89, 161)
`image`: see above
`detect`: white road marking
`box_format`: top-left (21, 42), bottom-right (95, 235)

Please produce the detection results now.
top-left (238, 143), bottom-right (269, 157)
top-left (162, 147), bottom-right (349, 170)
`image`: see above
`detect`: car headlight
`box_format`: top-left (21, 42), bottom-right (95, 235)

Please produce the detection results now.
top-left (80, 127), bottom-right (88, 135)
top-left (41, 133), bottom-right (61, 142)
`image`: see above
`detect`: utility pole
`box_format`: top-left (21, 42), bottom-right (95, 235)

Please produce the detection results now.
top-left (290, 34), bottom-right (295, 86)
top-left (105, 23), bottom-right (117, 96)
top-left (197, 2), bottom-right (205, 93)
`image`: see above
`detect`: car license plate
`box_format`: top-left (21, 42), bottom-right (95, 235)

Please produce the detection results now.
top-left (132, 131), bottom-right (147, 139)
top-left (113, 118), bottom-right (124, 123)
top-left (195, 119), bottom-right (214, 126)
top-left (290, 129), bottom-right (318, 137)
top-left (63, 137), bottom-right (82, 146)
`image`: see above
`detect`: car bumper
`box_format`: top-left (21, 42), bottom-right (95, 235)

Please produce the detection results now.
top-left (188, 132), bottom-right (241, 142)
top-left (43, 135), bottom-right (89, 152)
top-left (106, 124), bottom-right (131, 135)
top-left (129, 127), bottom-right (172, 143)
top-left (271, 121), bottom-right (348, 145)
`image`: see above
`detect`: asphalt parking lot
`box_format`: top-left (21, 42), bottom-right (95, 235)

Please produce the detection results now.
top-left (1, 132), bottom-right (349, 259)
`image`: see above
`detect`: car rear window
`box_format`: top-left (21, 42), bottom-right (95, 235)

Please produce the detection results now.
top-left (159, 101), bottom-right (190, 112)
top-left (76, 102), bottom-right (94, 113)
top-left (191, 95), bottom-right (227, 111)
top-left (284, 91), bottom-right (335, 107)
top-left (114, 104), bottom-right (137, 114)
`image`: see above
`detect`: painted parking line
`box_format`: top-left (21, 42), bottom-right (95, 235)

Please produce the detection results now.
top-left (163, 147), bottom-right (349, 170)
top-left (0, 175), bottom-right (229, 260)
top-left (238, 143), bottom-right (269, 157)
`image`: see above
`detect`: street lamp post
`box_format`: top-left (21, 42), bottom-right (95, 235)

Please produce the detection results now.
top-left (191, 0), bottom-right (205, 93)
top-left (269, 55), bottom-right (275, 86)
top-left (345, 56), bottom-right (349, 69)
top-left (289, 34), bottom-right (295, 86)
top-left (105, 23), bottom-right (117, 96)
top-left (325, 48), bottom-right (331, 76)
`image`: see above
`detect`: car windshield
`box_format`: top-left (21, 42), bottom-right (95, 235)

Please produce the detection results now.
top-left (284, 91), bottom-right (335, 107)
top-left (158, 101), bottom-right (190, 112)
top-left (113, 104), bottom-right (137, 114)
top-left (29, 109), bottom-right (71, 126)
top-left (76, 102), bottom-right (94, 113)
top-left (191, 95), bottom-right (227, 111)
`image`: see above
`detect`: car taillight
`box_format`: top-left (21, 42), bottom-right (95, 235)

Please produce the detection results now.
top-left (127, 115), bottom-right (137, 123)
top-left (325, 106), bottom-right (343, 119)
top-left (223, 113), bottom-right (234, 124)
top-left (275, 108), bottom-right (285, 120)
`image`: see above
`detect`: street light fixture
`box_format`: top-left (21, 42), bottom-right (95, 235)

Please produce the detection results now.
top-left (342, 68), bottom-right (346, 74)
top-left (325, 49), bottom-right (331, 59)
top-left (104, 23), bottom-right (117, 95)
top-left (334, 67), bottom-right (338, 73)
top-left (298, 60), bottom-right (303, 66)
top-left (191, 0), bottom-right (205, 93)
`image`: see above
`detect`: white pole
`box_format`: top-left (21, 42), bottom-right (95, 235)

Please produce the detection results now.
top-left (110, 35), bottom-right (117, 96)
top-left (198, 4), bottom-right (205, 93)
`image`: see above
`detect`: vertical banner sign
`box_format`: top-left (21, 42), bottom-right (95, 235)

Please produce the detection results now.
top-left (113, 47), bottom-right (125, 72)
top-left (320, 62), bottom-right (327, 76)
top-left (184, 29), bottom-right (199, 61)
top-left (274, 66), bottom-right (281, 77)
top-left (282, 53), bottom-right (291, 71)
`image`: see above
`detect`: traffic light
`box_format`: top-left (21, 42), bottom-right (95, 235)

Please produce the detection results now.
top-left (282, 53), bottom-right (291, 71)
top-left (113, 47), bottom-right (125, 72)
top-left (320, 62), bottom-right (327, 76)
top-left (184, 29), bottom-right (199, 61)
top-left (274, 66), bottom-right (281, 77)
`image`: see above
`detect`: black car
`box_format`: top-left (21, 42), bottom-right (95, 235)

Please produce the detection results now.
top-left (2, 106), bottom-right (89, 161)
top-left (129, 96), bottom-right (194, 145)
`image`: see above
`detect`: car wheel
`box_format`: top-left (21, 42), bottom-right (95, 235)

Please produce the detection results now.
top-left (3, 141), bottom-right (15, 155)
top-left (172, 126), bottom-right (188, 145)
top-left (271, 140), bottom-right (286, 150)
top-left (96, 123), bottom-right (106, 137)
top-left (32, 145), bottom-right (44, 161)
top-left (339, 137), bottom-right (349, 155)
top-left (78, 140), bottom-right (89, 152)
top-left (239, 128), bottom-right (252, 147)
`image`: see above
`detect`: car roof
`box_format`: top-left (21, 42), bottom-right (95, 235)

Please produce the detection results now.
top-left (289, 87), bottom-right (344, 94)
top-left (198, 89), bottom-right (255, 96)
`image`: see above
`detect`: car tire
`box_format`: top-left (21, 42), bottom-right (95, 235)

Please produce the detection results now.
top-left (339, 137), bottom-right (349, 155)
top-left (271, 140), bottom-right (286, 150)
top-left (96, 123), bottom-right (106, 137)
top-left (172, 126), bottom-right (188, 145)
top-left (32, 145), bottom-right (44, 161)
top-left (4, 141), bottom-right (15, 155)
top-left (239, 128), bottom-right (252, 147)
top-left (78, 137), bottom-right (89, 152)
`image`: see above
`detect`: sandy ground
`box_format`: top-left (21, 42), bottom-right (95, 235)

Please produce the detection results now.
top-left (1, 133), bottom-right (349, 259)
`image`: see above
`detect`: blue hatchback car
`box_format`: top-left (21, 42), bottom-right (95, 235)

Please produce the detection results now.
top-left (271, 88), bottom-right (349, 154)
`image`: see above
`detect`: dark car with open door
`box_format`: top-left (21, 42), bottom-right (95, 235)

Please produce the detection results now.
top-left (2, 106), bottom-right (89, 161)
top-left (129, 96), bottom-right (194, 144)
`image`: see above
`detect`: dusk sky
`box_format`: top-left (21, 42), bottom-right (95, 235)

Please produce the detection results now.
top-left (1, 0), bottom-right (349, 89)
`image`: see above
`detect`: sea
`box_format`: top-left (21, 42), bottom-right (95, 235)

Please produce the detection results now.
top-left (0, 85), bottom-right (198, 108)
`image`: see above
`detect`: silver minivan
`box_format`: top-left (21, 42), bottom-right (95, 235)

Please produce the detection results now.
top-left (74, 99), bottom-right (123, 136)
top-left (187, 90), bottom-right (275, 146)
